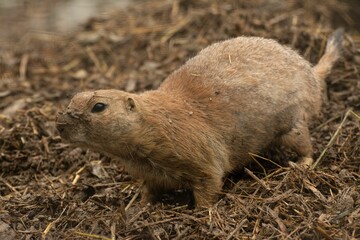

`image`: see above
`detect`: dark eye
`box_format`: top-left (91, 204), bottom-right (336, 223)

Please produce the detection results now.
top-left (91, 103), bottom-right (107, 113)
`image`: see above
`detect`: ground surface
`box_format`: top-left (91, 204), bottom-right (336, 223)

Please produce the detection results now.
top-left (0, 0), bottom-right (359, 239)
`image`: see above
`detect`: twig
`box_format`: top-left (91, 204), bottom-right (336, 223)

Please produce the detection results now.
top-left (62, 59), bottom-right (81, 72)
top-left (124, 217), bottom-right (184, 233)
top-left (128, 208), bottom-right (148, 224)
top-left (42, 207), bottom-right (67, 239)
top-left (244, 168), bottom-right (271, 191)
top-left (314, 224), bottom-right (334, 240)
top-left (72, 166), bottom-right (86, 185)
top-left (351, 110), bottom-right (360, 120)
top-left (313, 112), bottom-right (342, 131)
top-left (312, 109), bottom-right (358, 169)
top-left (252, 218), bottom-right (260, 238)
top-left (74, 231), bottom-right (112, 240)
top-left (262, 189), bottom-right (294, 203)
top-left (164, 210), bottom-right (206, 223)
top-left (226, 218), bottom-right (248, 240)
top-left (125, 184), bottom-right (143, 212)
top-left (174, 226), bottom-right (191, 240)
top-left (19, 54), bottom-right (29, 81)
top-left (248, 153), bottom-right (267, 176)
top-left (303, 179), bottom-right (327, 202)
top-left (288, 161), bottom-right (303, 172)
top-left (86, 46), bottom-right (106, 72)
top-left (249, 152), bottom-right (283, 168)
top-left (160, 17), bottom-right (191, 43)
top-left (265, 206), bottom-right (288, 235)
top-left (111, 222), bottom-right (116, 240)
top-left (0, 177), bottom-right (21, 197)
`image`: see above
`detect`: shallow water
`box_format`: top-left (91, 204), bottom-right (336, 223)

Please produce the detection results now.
top-left (0, 0), bottom-right (134, 42)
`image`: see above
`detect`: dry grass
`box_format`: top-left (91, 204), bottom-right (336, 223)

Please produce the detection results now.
top-left (0, 0), bottom-right (359, 239)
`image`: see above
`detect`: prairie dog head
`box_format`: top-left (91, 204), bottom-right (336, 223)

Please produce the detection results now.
top-left (56, 90), bottom-right (141, 153)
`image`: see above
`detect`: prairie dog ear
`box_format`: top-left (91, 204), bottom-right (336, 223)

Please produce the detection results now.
top-left (126, 97), bottom-right (136, 111)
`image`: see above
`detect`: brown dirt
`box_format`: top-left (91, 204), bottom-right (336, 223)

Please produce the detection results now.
top-left (0, 0), bottom-right (359, 239)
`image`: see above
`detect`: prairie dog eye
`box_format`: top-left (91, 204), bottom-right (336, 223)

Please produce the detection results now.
top-left (91, 102), bottom-right (107, 113)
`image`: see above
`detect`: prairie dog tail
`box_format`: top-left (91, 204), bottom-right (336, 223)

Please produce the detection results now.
top-left (313, 28), bottom-right (344, 81)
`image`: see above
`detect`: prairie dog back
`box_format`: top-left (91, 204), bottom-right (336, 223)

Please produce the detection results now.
top-left (162, 36), bottom-right (319, 118)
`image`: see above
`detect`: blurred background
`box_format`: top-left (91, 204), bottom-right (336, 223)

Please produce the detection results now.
top-left (0, 0), bottom-right (139, 41)
top-left (0, 0), bottom-right (359, 44)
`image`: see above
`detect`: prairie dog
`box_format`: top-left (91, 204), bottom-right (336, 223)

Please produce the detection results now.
top-left (56, 29), bottom-right (343, 206)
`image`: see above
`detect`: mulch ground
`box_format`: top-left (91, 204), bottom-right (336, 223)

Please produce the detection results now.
top-left (0, 0), bottom-right (359, 239)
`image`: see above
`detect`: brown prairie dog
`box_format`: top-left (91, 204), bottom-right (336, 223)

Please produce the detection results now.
top-left (56, 29), bottom-right (343, 207)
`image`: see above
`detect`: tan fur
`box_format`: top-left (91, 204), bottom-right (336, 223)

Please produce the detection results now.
top-left (56, 30), bottom-right (343, 207)
top-left (313, 28), bottom-right (344, 82)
